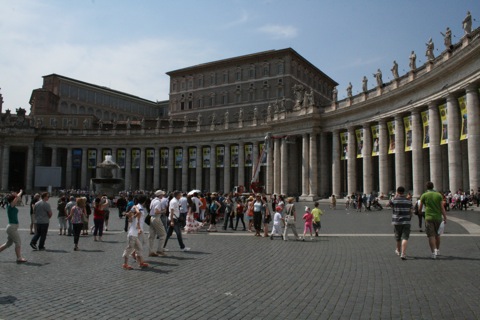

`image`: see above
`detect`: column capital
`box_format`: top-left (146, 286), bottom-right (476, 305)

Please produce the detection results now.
top-left (347, 126), bottom-right (356, 134)
top-left (465, 83), bottom-right (479, 93)
top-left (428, 101), bottom-right (438, 109)
top-left (411, 109), bottom-right (420, 116)
top-left (446, 93), bottom-right (459, 102)
top-left (394, 114), bottom-right (404, 121)
top-left (378, 118), bottom-right (387, 125)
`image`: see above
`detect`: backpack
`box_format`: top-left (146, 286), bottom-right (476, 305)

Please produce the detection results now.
top-left (209, 201), bottom-right (218, 213)
top-left (413, 202), bottom-right (419, 215)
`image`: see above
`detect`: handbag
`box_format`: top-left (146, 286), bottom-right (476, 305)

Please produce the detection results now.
top-left (144, 214), bottom-right (152, 226)
top-left (285, 205), bottom-right (295, 224)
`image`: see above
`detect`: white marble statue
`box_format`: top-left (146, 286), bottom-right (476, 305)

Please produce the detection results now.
top-left (374, 69), bottom-right (383, 87)
top-left (463, 11), bottom-right (472, 35)
top-left (409, 51), bottom-right (417, 71)
top-left (425, 38), bottom-right (435, 61)
top-left (391, 61), bottom-right (399, 79)
top-left (362, 76), bottom-right (368, 93)
top-left (346, 82), bottom-right (353, 98)
top-left (441, 27), bottom-right (452, 49)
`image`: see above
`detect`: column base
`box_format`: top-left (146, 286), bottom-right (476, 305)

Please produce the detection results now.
top-left (299, 195), bottom-right (319, 201)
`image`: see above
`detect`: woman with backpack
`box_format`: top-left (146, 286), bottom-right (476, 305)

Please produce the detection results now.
top-left (207, 193), bottom-right (221, 232)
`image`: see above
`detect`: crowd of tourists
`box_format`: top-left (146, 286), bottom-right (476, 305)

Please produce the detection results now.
top-left (0, 188), bottom-right (325, 268)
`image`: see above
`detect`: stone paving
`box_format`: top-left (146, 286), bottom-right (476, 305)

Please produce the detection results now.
top-left (1, 198), bottom-right (480, 319)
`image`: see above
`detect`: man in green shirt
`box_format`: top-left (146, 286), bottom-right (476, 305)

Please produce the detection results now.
top-left (418, 181), bottom-right (447, 259)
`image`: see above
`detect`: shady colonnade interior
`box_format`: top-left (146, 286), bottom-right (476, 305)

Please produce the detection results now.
top-left (1, 21), bottom-right (480, 200)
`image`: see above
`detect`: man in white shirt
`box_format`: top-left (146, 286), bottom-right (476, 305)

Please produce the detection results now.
top-left (122, 194), bottom-right (149, 269)
top-left (179, 193), bottom-right (188, 228)
top-left (148, 190), bottom-right (168, 257)
top-left (164, 191), bottom-right (190, 251)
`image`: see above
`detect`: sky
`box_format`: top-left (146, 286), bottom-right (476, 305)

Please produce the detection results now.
top-left (0, 0), bottom-right (478, 113)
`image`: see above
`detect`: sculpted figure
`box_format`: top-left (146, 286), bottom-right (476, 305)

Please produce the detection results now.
top-left (197, 113), bottom-right (202, 124)
top-left (391, 61), bottom-right (399, 79)
top-left (224, 110), bottom-right (229, 123)
top-left (425, 38), bottom-right (435, 61)
top-left (332, 87), bottom-right (338, 102)
top-left (112, 119), bottom-right (117, 130)
top-left (239, 108), bottom-right (243, 121)
top-left (51, 117), bottom-right (57, 129)
top-left (307, 89), bottom-right (315, 106)
top-left (463, 11), bottom-right (472, 35)
top-left (126, 117), bottom-right (131, 129)
top-left (281, 97), bottom-right (286, 110)
top-left (253, 107), bottom-right (258, 120)
top-left (409, 51), bottom-right (417, 71)
top-left (184, 115), bottom-right (188, 127)
top-left (141, 118), bottom-right (145, 129)
top-left (168, 116), bottom-right (173, 128)
top-left (98, 119), bottom-right (103, 130)
top-left (346, 82), bottom-right (353, 98)
top-left (362, 76), bottom-right (368, 93)
top-left (211, 112), bottom-right (216, 125)
top-left (292, 84), bottom-right (305, 107)
top-left (267, 104), bottom-right (272, 120)
top-left (83, 118), bottom-right (88, 129)
top-left (441, 27), bottom-right (452, 49)
top-left (274, 100), bottom-right (279, 113)
top-left (156, 117), bottom-right (160, 129)
top-left (374, 69), bottom-right (383, 87)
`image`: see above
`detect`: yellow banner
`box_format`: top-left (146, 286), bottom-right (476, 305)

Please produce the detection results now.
top-left (202, 147), bottom-right (211, 168)
top-left (355, 129), bottom-right (363, 158)
top-left (421, 111), bottom-right (430, 148)
top-left (146, 149), bottom-right (154, 169)
top-left (245, 144), bottom-right (253, 167)
top-left (459, 96), bottom-right (467, 140)
top-left (231, 145), bottom-right (239, 167)
top-left (371, 125), bottom-right (379, 157)
top-left (160, 149), bottom-right (168, 169)
top-left (117, 149), bottom-right (126, 169)
top-left (387, 121), bottom-right (395, 154)
top-left (131, 149), bottom-right (140, 169)
top-left (340, 132), bottom-right (348, 160)
top-left (174, 148), bottom-right (183, 169)
top-left (439, 104), bottom-right (448, 144)
top-left (88, 149), bottom-right (97, 169)
top-left (404, 116), bottom-right (412, 152)
top-left (102, 149), bottom-right (112, 161)
top-left (259, 142), bottom-right (267, 165)
top-left (216, 146), bottom-right (225, 168)
top-left (188, 148), bottom-right (197, 168)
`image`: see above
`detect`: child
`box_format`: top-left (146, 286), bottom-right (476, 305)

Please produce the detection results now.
top-left (311, 201), bottom-right (324, 237)
top-left (270, 206), bottom-right (284, 240)
top-left (302, 206), bottom-right (314, 241)
top-left (122, 195), bottom-right (149, 270)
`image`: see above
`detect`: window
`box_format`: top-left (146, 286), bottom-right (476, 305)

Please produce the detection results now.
top-left (277, 87), bottom-right (284, 98)
top-left (210, 73), bottom-right (216, 86)
top-left (188, 101), bottom-right (193, 109)
top-left (223, 94), bottom-right (228, 105)
top-left (277, 62), bottom-right (284, 75)
top-left (223, 72), bottom-right (228, 84)
top-left (236, 93), bottom-right (241, 103)
top-left (249, 66), bottom-right (255, 79)
top-left (172, 82), bottom-right (177, 92)
top-left (180, 101), bottom-right (185, 110)
top-left (181, 81), bottom-right (186, 90)
top-left (263, 89), bottom-right (269, 100)
top-left (188, 79), bottom-right (193, 89)
top-left (236, 68), bottom-right (242, 81)
top-left (198, 77), bottom-right (203, 88)
top-left (197, 98), bottom-right (203, 108)
top-left (263, 63), bottom-right (269, 76)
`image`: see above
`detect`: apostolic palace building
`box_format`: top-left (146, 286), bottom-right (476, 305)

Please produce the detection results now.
top-left (1, 21), bottom-right (479, 200)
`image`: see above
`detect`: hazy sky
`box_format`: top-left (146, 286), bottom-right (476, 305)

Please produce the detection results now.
top-left (0, 0), bottom-right (477, 113)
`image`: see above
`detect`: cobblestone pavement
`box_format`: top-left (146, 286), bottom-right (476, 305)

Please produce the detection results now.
top-left (1, 198), bottom-right (479, 319)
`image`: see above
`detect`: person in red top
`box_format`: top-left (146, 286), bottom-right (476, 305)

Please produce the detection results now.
top-left (93, 196), bottom-right (109, 241)
top-left (234, 198), bottom-right (246, 231)
top-left (302, 206), bottom-right (314, 241)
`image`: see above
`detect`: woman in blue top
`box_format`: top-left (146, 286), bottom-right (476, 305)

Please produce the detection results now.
top-left (0, 189), bottom-right (27, 263)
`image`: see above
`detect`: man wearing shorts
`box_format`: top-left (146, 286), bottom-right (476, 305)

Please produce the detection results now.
top-left (390, 186), bottom-right (412, 260)
top-left (419, 181), bottom-right (447, 259)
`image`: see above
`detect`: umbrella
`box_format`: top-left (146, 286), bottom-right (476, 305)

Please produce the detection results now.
top-left (188, 189), bottom-right (201, 196)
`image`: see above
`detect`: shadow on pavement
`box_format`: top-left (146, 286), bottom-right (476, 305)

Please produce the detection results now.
top-left (0, 295), bottom-right (17, 305)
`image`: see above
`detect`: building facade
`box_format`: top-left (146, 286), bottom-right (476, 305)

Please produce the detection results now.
top-left (1, 29), bottom-right (479, 199)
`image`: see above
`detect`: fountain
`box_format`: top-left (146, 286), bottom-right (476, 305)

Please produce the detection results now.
top-left (90, 155), bottom-right (124, 196)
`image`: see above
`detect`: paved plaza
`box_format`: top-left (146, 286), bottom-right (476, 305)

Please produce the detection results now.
top-left (1, 198), bottom-right (480, 319)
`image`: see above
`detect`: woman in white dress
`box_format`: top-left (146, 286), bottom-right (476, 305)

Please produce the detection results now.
top-left (184, 195), bottom-right (203, 233)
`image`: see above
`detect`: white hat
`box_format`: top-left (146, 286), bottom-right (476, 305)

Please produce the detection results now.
top-left (155, 190), bottom-right (165, 196)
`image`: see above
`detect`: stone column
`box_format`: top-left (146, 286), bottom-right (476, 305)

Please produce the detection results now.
top-left (167, 146), bottom-right (174, 192)
top-left (362, 124), bottom-right (373, 194)
top-left (309, 132), bottom-right (318, 197)
top-left (238, 142), bottom-right (245, 188)
top-left (466, 85), bottom-right (480, 192)
top-left (66, 147), bottom-right (72, 189)
top-left (139, 147), bottom-right (146, 190)
top-left (411, 110), bottom-right (424, 198)
top-left (1, 145), bottom-right (9, 190)
top-left (81, 147), bottom-right (88, 189)
top-left (447, 94), bottom-right (462, 193)
top-left (378, 120), bottom-right (389, 196)
top-left (51, 147), bottom-right (58, 167)
top-left (429, 101), bottom-right (442, 191)
top-left (224, 143), bottom-right (231, 193)
top-left (332, 130), bottom-right (341, 197)
top-left (319, 132), bottom-right (329, 197)
top-left (125, 147), bottom-right (132, 191)
top-left (280, 138), bottom-right (288, 195)
top-left (273, 139), bottom-right (281, 194)
top-left (252, 142), bottom-right (259, 185)
top-left (395, 115), bottom-right (406, 188)
top-left (26, 144), bottom-right (34, 191)
top-left (209, 144), bottom-right (217, 192)
top-left (195, 146), bottom-right (202, 190)
top-left (301, 133), bottom-right (309, 196)
top-left (347, 127), bottom-right (356, 195)
top-left (266, 139), bottom-right (274, 194)
top-left (96, 148), bottom-right (103, 178)
top-left (153, 147), bottom-right (160, 189)
top-left (181, 146), bottom-right (188, 191)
